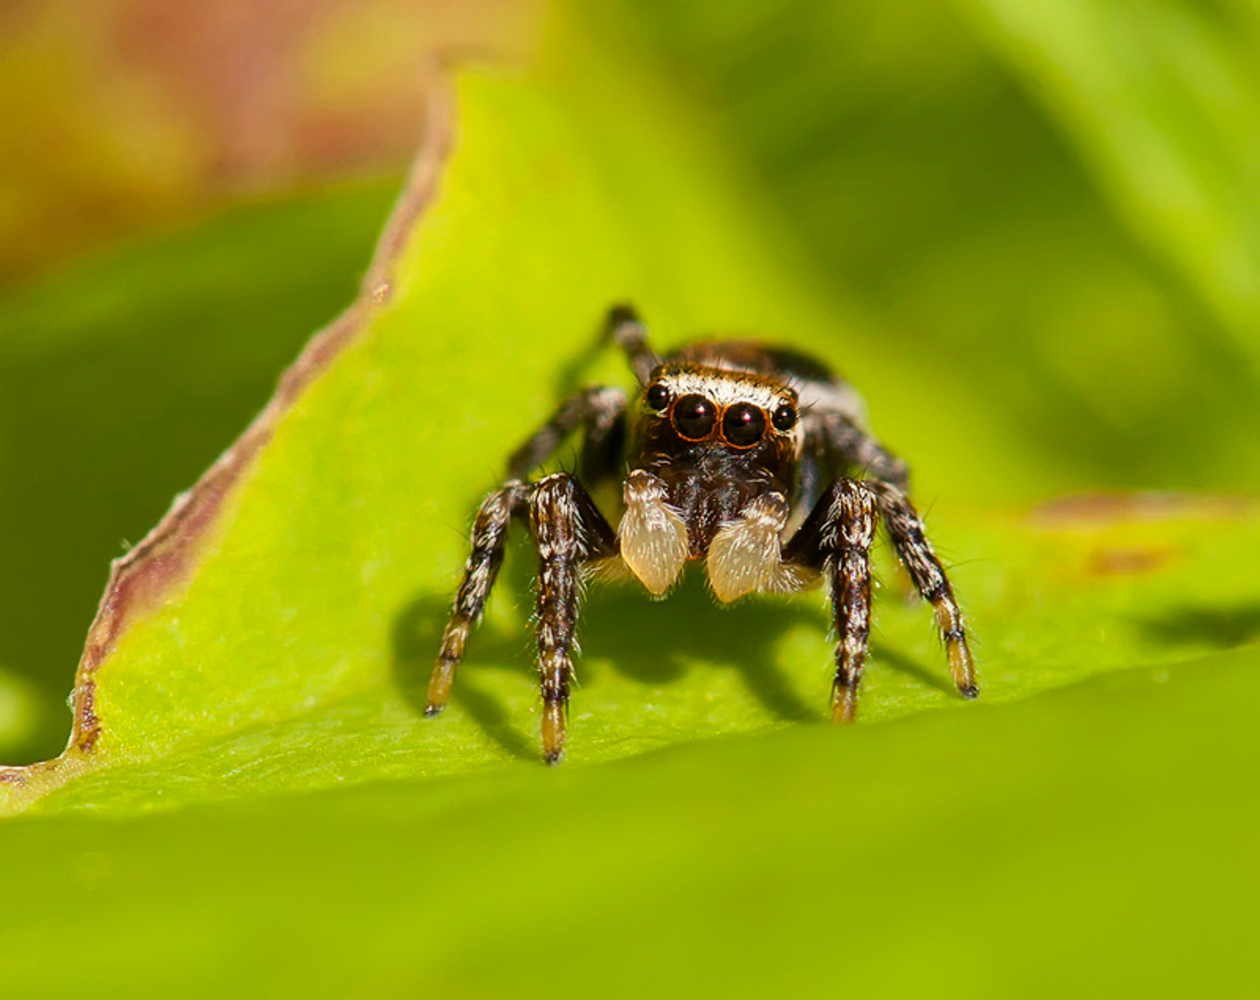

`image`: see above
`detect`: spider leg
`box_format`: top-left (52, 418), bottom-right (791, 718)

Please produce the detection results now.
top-left (430, 382), bottom-right (626, 725)
top-left (507, 301), bottom-right (656, 480)
top-left (866, 480), bottom-right (978, 698)
top-left (528, 473), bottom-right (618, 763)
top-left (816, 408), bottom-right (907, 491)
top-left (426, 480), bottom-right (531, 715)
top-left (796, 374), bottom-right (909, 493)
top-left (783, 480), bottom-right (877, 720)
top-left (783, 478), bottom-right (977, 717)
top-left (796, 385), bottom-right (911, 598)
top-left (507, 385), bottom-right (627, 481)
top-left (604, 303), bottom-right (659, 385)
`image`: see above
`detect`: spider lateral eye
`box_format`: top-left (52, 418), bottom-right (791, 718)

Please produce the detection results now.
top-left (673, 394), bottom-right (717, 439)
top-left (772, 402), bottom-right (797, 432)
top-left (645, 383), bottom-right (671, 411)
top-left (722, 403), bottom-right (766, 447)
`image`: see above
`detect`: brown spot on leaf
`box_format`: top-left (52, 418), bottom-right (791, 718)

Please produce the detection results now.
top-left (1084, 545), bottom-right (1175, 578)
top-left (1030, 491), bottom-right (1256, 529)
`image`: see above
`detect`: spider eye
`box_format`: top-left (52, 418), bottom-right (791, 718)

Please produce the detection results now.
top-left (771, 402), bottom-right (797, 432)
top-left (722, 403), bottom-right (766, 447)
top-left (673, 394), bottom-right (717, 439)
top-left (645, 383), bottom-right (671, 411)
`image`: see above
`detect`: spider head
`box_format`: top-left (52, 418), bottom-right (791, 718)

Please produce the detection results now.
top-left (626, 359), bottom-right (802, 563)
top-left (638, 362), bottom-right (802, 457)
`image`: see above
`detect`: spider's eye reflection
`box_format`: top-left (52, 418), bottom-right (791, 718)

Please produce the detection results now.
top-left (645, 383), bottom-right (671, 411)
top-left (673, 394), bottom-right (717, 438)
top-left (772, 402), bottom-right (797, 432)
top-left (723, 403), bottom-right (766, 447)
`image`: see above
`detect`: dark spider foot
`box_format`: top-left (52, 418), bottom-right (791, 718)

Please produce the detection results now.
top-left (958, 683), bottom-right (980, 700)
top-left (423, 703), bottom-right (446, 718)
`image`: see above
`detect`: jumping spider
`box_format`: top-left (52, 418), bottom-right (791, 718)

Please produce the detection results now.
top-left (427, 306), bottom-right (977, 763)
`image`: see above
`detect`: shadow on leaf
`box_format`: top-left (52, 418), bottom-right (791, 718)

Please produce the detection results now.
top-left (391, 526), bottom-right (967, 757)
top-left (1137, 603), bottom-right (1260, 650)
top-left (870, 641), bottom-right (958, 696)
top-left (576, 573), bottom-right (824, 723)
top-left (389, 543), bottom-right (844, 751)
top-left (390, 594), bottom-right (537, 761)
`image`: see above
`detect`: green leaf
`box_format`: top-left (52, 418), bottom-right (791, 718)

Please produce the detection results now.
top-left (3, 3), bottom-right (1259, 995)
top-left (3, 653), bottom-right (1259, 995)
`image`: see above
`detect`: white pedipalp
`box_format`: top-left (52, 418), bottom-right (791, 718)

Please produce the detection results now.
top-left (617, 470), bottom-right (689, 596)
top-left (706, 492), bottom-right (790, 603)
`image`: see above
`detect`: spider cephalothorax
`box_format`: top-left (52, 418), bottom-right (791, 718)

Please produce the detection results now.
top-left (427, 306), bottom-right (977, 763)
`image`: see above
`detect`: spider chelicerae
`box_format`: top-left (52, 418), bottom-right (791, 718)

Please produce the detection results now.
top-left (427, 306), bottom-right (978, 763)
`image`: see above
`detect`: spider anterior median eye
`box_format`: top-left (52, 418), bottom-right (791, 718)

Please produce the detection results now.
top-left (673, 394), bottom-right (717, 438)
top-left (646, 383), bottom-right (671, 411)
top-left (772, 402), bottom-right (797, 431)
top-left (723, 403), bottom-right (766, 447)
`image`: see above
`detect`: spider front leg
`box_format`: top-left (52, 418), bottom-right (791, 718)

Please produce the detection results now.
top-left (528, 473), bottom-right (617, 763)
top-left (784, 480), bottom-right (878, 721)
top-left (795, 393), bottom-right (909, 513)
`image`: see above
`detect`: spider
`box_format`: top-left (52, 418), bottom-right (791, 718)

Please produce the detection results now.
top-left (426, 305), bottom-right (977, 763)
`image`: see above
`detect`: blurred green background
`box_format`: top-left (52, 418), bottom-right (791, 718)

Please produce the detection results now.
top-left (1, 1), bottom-right (1259, 995)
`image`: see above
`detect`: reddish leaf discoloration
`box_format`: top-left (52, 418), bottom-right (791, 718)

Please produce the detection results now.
top-left (1030, 492), bottom-right (1255, 529)
top-left (1085, 545), bottom-right (1176, 578)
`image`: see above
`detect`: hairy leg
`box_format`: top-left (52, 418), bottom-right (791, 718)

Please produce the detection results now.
top-left (866, 480), bottom-right (978, 698)
top-left (604, 303), bottom-right (659, 385)
top-left (812, 410), bottom-right (910, 492)
top-left (827, 482), bottom-right (877, 721)
top-left (529, 473), bottom-right (618, 763)
top-left (507, 385), bottom-right (627, 481)
top-left (427, 480), bottom-right (531, 715)
top-left (783, 480), bottom-right (877, 719)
